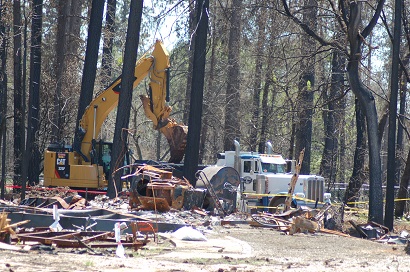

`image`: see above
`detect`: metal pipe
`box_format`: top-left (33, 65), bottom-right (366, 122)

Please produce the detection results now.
top-left (265, 141), bottom-right (273, 154)
top-left (93, 105), bottom-right (98, 139)
top-left (234, 140), bottom-right (240, 155)
top-left (234, 140), bottom-right (241, 174)
top-left (166, 69), bottom-right (170, 102)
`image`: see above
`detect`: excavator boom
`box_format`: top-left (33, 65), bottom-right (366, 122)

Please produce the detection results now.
top-left (77, 40), bottom-right (187, 163)
top-left (44, 40), bottom-right (187, 189)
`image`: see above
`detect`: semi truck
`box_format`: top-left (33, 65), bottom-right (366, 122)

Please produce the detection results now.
top-left (216, 140), bottom-right (331, 210)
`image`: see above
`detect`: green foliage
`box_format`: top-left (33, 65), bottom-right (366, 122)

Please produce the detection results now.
top-left (306, 80), bottom-right (312, 91)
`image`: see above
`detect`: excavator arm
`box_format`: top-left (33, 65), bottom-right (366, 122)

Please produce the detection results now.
top-left (77, 40), bottom-right (187, 163)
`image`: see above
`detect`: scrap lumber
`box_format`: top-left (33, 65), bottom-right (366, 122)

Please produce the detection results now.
top-left (0, 212), bottom-right (30, 237)
top-left (313, 204), bottom-right (332, 221)
top-left (3, 220), bottom-right (31, 231)
top-left (289, 216), bottom-right (319, 235)
top-left (255, 212), bottom-right (298, 225)
top-left (274, 207), bottom-right (306, 220)
top-left (127, 164), bottom-right (203, 212)
top-left (0, 212), bottom-right (8, 230)
top-left (319, 228), bottom-right (350, 237)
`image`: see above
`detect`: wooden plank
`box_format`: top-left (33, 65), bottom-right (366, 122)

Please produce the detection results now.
top-left (0, 212), bottom-right (7, 230)
top-left (284, 149), bottom-right (304, 212)
top-left (319, 228), bottom-right (351, 237)
top-left (4, 220), bottom-right (30, 229)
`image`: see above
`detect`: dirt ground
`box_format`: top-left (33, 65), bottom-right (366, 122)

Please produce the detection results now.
top-left (1, 220), bottom-right (410, 272)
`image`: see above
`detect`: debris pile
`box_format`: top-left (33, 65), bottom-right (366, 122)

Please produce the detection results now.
top-left (26, 186), bottom-right (78, 199)
top-left (1, 163), bottom-right (408, 258)
top-left (250, 204), bottom-right (348, 236)
top-left (127, 165), bottom-right (207, 213)
top-left (17, 221), bottom-right (148, 251)
top-left (249, 203), bottom-right (410, 246)
top-left (89, 194), bottom-right (129, 210)
top-left (348, 220), bottom-right (388, 239)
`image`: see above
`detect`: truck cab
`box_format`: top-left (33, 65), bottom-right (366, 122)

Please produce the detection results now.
top-left (215, 144), bottom-right (331, 209)
top-left (216, 151), bottom-right (290, 192)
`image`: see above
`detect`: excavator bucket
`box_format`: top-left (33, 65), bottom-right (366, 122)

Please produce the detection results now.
top-left (140, 94), bottom-right (188, 163)
top-left (159, 122), bottom-right (188, 163)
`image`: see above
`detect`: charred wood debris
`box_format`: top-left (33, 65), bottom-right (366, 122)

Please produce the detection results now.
top-left (0, 164), bottom-right (409, 255)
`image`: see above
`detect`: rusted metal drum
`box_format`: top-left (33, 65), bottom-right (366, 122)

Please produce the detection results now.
top-left (195, 166), bottom-right (240, 214)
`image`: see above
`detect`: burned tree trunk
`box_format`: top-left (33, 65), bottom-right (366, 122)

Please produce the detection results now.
top-left (21, 0), bottom-right (43, 198)
top-left (13, 0), bottom-right (23, 190)
top-left (250, 4), bottom-right (266, 151)
top-left (72, 0), bottom-right (104, 157)
top-left (183, 0), bottom-right (209, 185)
top-left (320, 47), bottom-right (345, 188)
top-left (223, 0), bottom-right (242, 151)
top-left (0, 2), bottom-right (7, 199)
top-left (294, 0), bottom-right (317, 174)
top-left (101, 0), bottom-right (116, 87)
top-left (108, 0), bottom-right (143, 198)
top-left (344, 99), bottom-right (367, 205)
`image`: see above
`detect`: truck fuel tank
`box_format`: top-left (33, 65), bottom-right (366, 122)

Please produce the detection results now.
top-left (255, 174), bottom-right (268, 194)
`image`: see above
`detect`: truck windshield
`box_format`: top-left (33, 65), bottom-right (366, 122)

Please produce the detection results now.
top-left (261, 163), bottom-right (286, 174)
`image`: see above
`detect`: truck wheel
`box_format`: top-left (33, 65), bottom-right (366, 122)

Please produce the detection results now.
top-left (268, 197), bottom-right (285, 213)
top-left (268, 197), bottom-right (296, 213)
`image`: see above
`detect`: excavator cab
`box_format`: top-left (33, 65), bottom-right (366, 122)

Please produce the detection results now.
top-left (94, 141), bottom-right (112, 179)
top-left (93, 140), bottom-right (130, 181)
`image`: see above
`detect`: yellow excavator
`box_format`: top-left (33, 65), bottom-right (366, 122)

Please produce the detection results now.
top-left (43, 40), bottom-right (187, 188)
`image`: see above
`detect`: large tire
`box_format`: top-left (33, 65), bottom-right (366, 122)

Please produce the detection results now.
top-left (268, 197), bottom-right (296, 213)
top-left (268, 197), bottom-right (286, 214)
top-left (130, 174), bottom-right (149, 196)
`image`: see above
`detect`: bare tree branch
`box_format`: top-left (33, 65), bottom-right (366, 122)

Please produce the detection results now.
top-left (281, 0), bottom-right (346, 54)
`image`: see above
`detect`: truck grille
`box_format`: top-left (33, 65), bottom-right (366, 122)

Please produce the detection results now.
top-left (305, 178), bottom-right (324, 202)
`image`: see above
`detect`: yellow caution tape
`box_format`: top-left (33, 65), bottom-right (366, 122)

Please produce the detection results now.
top-left (393, 198), bottom-right (410, 201)
top-left (242, 193), bottom-right (290, 197)
top-left (243, 193), bottom-right (410, 209)
top-left (345, 198), bottom-right (410, 205)
top-left (247, 205), bottom-right (276, 209)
